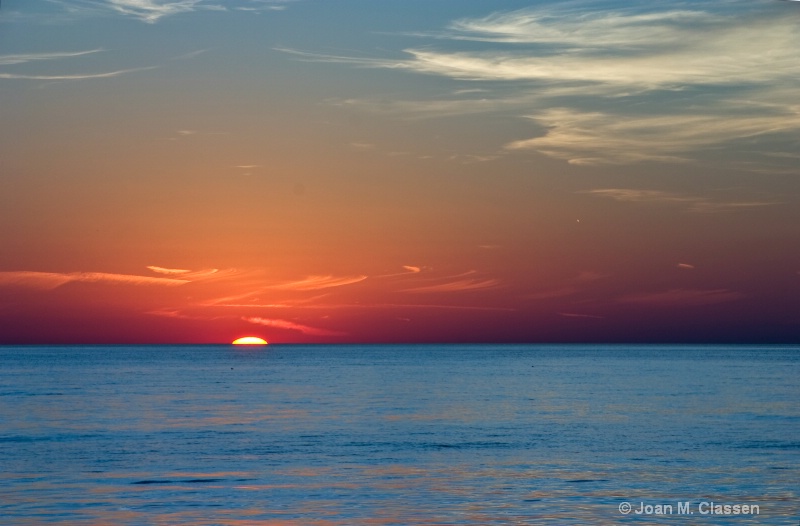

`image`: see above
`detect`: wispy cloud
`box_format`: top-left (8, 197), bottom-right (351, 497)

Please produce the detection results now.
top-left (0, 266), bottom-right (234, 291)
top-left (0, 270), bottom-right (188, 290)
top-left (402, 271), bottom-right (501, 294)
top-left (0, 66), bottom-right (157, 81)
top-left (0, 49), bottom-right (103, 66)
top-left (268, 275), bottom-right (368, 291)
top-left (47, 0), bottom-right (298, 23)
top-left (243, 316), bottom-right (344, 336)
top-left (289, 2), bottom-right (800, 167)
top-left (617, 289), bottom-right (743, 306)
top-left (147, 266), bottom-right (192, 275)
top-left (146, 266), bottom-right (225, 280)
top-left (585, 188), bottom-right (778, 212)
top-left (506, 107), bottom-right (800, 165)
top-left (0, 48), bottom-right (156, 82)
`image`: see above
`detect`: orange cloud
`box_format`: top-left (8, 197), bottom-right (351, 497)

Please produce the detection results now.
top-left (147, 265), bottom-right (192, 275)
top-left (268, 275), bottom-right (368, 291)
top-left (0, 270), bottom-right (188, 290)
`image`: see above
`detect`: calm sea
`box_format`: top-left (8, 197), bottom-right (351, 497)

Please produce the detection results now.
top-left (0, 344), bottom-right (797, 525)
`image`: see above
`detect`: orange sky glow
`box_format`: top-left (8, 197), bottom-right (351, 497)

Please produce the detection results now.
top-left (1, 0), bottom-right (798, 343)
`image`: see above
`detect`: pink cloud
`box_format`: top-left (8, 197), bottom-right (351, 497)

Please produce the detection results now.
top-left (243, 317), bottom-right (345, 336)
top-left (403, 277), bottom-right (501, 293)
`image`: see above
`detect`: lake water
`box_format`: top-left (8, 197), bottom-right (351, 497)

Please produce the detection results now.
top-left (0, 344), bottom-right (797, 525)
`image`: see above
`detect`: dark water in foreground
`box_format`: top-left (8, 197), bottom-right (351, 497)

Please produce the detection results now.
top-left (0, 344), bottom-right (797, 525)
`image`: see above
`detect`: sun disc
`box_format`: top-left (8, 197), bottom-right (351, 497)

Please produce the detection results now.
top-left (232, 336), bottom-right (268, 345)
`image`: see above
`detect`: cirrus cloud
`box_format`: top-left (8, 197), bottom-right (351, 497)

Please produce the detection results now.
top-left (286, 1), bottom-right (800, 167)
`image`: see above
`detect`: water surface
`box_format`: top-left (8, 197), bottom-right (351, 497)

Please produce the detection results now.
top-left (0, 344), bottom-right (797, 524)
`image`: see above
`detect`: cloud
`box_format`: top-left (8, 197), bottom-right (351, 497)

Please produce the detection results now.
top-left (677, 263), bottom-right (695, 270)
top-left (46, 0), bottom-right (298, 23)
top-left (288, 2), bottom-right (800, 166)
top-left (0, 67), bottom-right (157, 80)
top-left (243, 317), bottom-right (344, 336)
top-left (147, 266), bottom-right (192, 275)
top-left (617, 289), bottom-right (743, 306)
top-left (403, 274), bottom-right (501, 293)
top-left (0, 270), bottom-right (188, 290)
top-left (0, 50), bottom-right (103, 66)
top-left (506, 107), bottom-right (800, 165)
top-left (0, 49), bottom-right (156, 82)
top-left (402, 265), bottom-right (421, 273)
top-left (268, 275), bottom-right (368, 291)
top-left (146, 266), bottom-right (225, 280)
top-left (585, 188), bottom-right (778, 212)
top-left (411, 5), bottom-right (799, 86)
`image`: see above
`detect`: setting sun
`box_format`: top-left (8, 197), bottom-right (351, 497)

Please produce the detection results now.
top-left (232, 337), bottom-right (268, 345)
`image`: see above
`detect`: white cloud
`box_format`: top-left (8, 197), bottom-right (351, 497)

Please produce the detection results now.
top-left (289, 2), bottom-right (800, 166)
top-left (0, 50), bottom-right (103, 66)
top-left (0, 48), bottom-right (157, 82)
top-left (47, 0), bottom-right (297, 23)
top-left (507, 107), bottom-right (800, 165)
top-left (0, 66), bottom-right (156, 81)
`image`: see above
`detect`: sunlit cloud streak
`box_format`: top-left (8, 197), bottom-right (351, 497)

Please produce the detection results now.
top-left (0, 270), bottom-right (188, 290)
top-left (147, 266), bottom-right (192, 275)
top-left (268, 275), bottom-right (368, 291)
top-left (147, 266), bottom-right (226, 280)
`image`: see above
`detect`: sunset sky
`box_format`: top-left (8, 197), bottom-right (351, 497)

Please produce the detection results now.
top-left (1, 0), bottom-right (798, 343)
